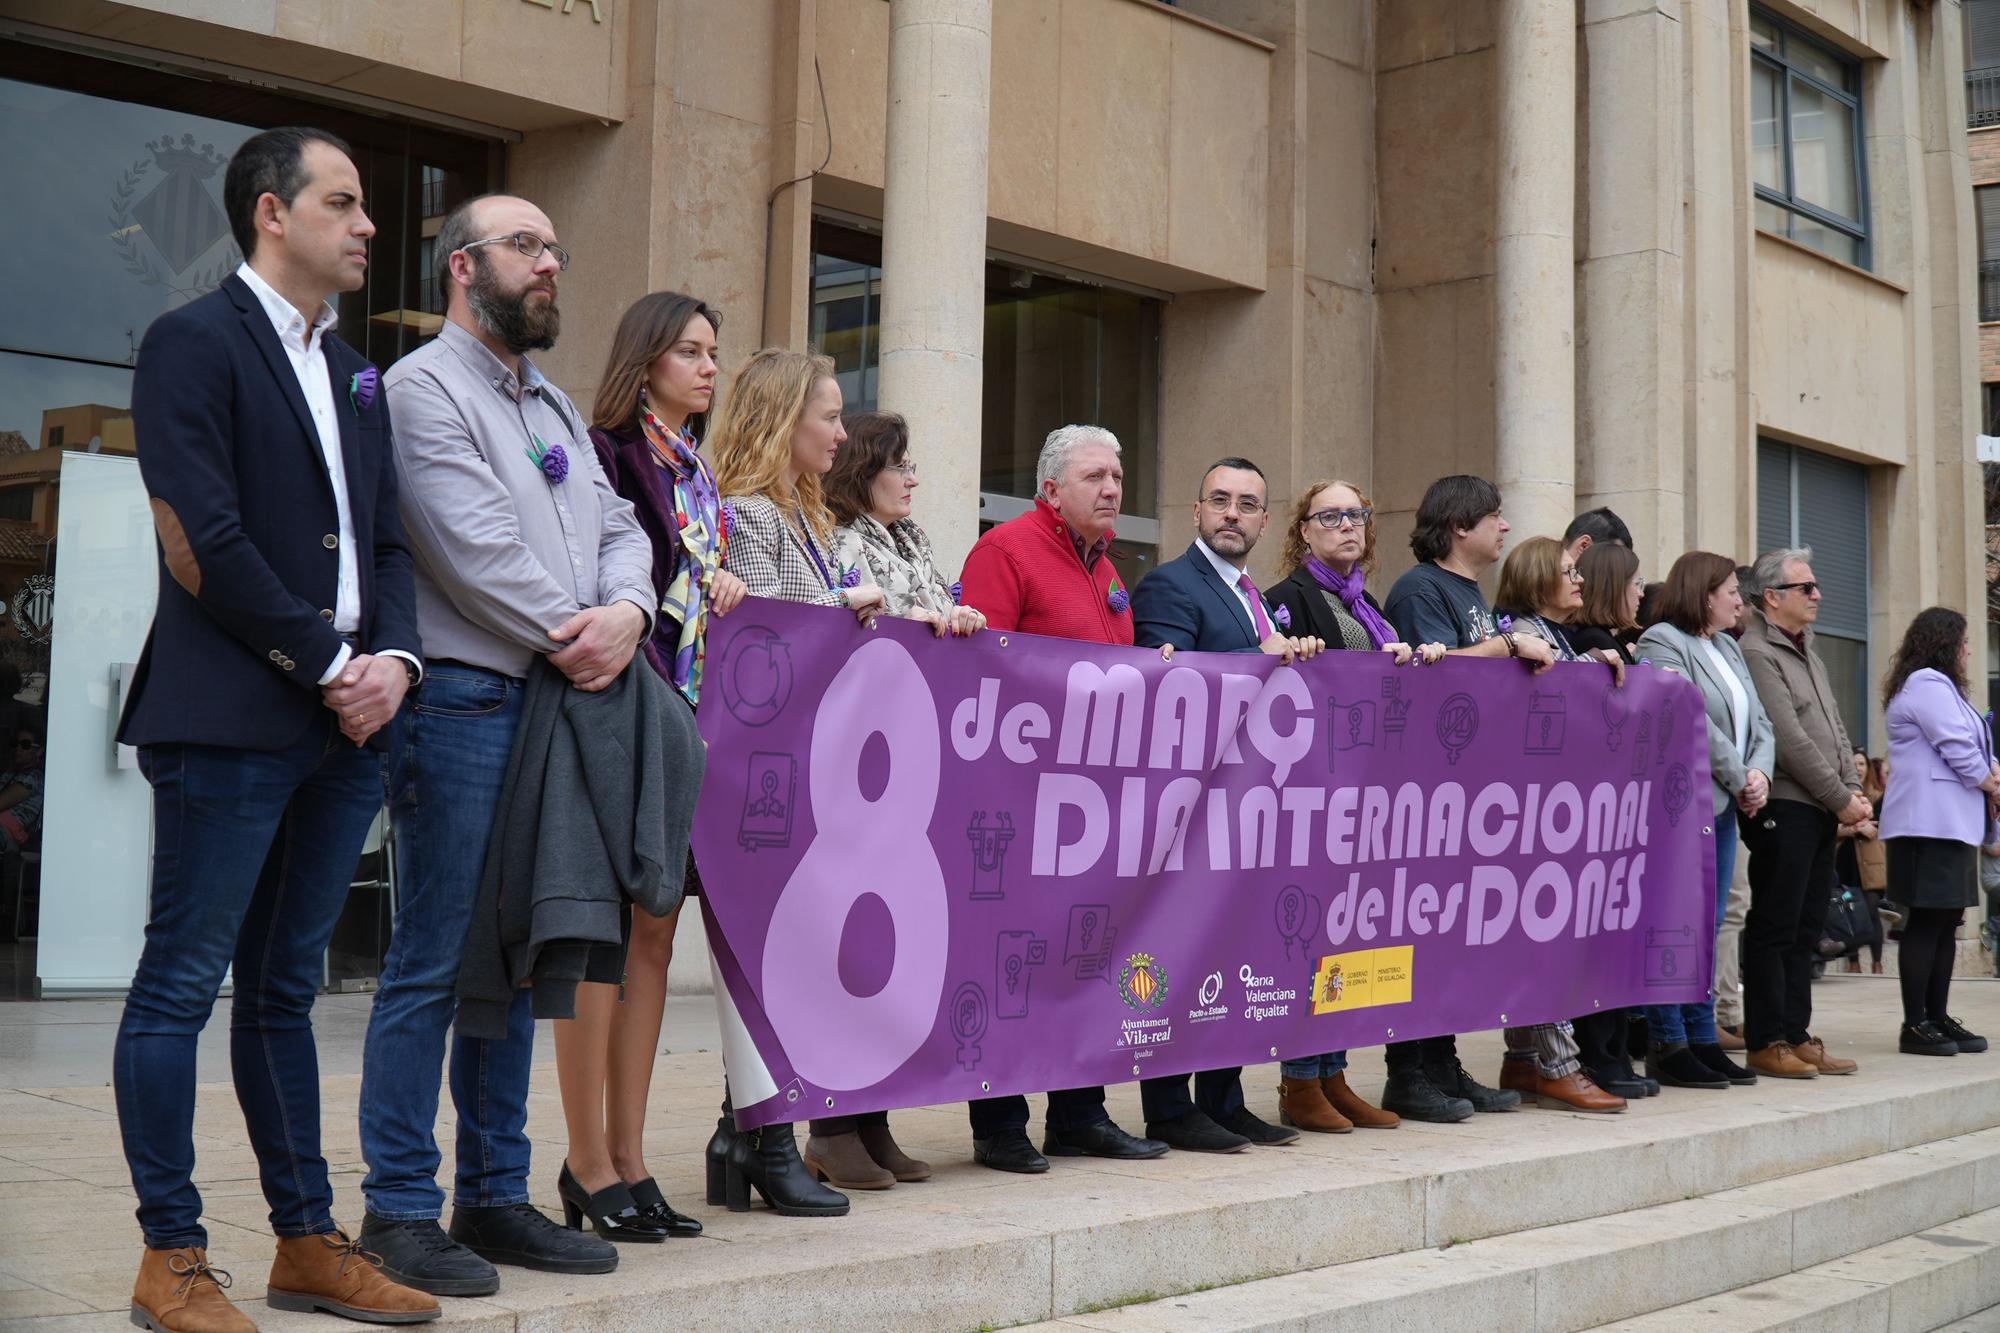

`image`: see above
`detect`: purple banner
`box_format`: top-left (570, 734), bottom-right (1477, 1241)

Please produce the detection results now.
top-left (693, 599), bottom-right (1717, 1129)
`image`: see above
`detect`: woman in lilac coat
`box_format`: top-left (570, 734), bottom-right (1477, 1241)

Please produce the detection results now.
top-left (1879, 607), bottom-right (2000, 1056)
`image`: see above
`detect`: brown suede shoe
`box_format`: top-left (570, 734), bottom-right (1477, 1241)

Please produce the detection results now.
top-left (1323, 1071), bottom-right (1400, 1128)
top-left (1794, 1035), bottom-right (1858, 1075)
top-left (1498, 1058), bottom-right (1537, 1095)
top-left (131, 1246), bottom-right (256, 1333)
top-left (1717, 1025), bottom-right (1747, 1052)
top-left (1747, 1042), bottom-right (1819, 1079)
top-left (857, 1121), bottom-right (932, 1182)
top-left (1530, 1070), bottom-right (1626, 1113)
top-left (803, 1130), bottom-right (896, 1189)
top-left (266, 1230), bottom-right (440, 1325)
top-left (1278, 1076), bottom-right (1352, 1132)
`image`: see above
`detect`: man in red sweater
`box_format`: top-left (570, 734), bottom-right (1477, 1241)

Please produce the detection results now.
top-left (955, 425), bottom-right (1168, 1174)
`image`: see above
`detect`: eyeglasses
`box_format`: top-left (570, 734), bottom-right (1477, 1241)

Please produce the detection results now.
top-left (1560, 566), bottom-right (1584, 583)
top-left (1201, 494), bottom-right (1265, 517)
top-left (1770, 580), bottom-right (1820, 596)
top-left (461, 232), bottom-right (572, 271)
top-left (884, 462), bottom-right (918, 479)
top-left (1308, 507), bottom-right (1372, 530)
top-left (12, 739), bottom-right (36, 750)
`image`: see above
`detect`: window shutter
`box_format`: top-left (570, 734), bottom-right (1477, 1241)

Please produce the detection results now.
top-left (1971, 0), bottom-right (2000, 71)
top-left (1791, 448), bottom-right (1869, 640)
top-left (1981, 187), bottom-right (2000, 264)
top-left (1757, 438), bottom-right (1793, 556)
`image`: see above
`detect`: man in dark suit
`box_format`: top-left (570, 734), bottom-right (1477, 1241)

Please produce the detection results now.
top-left (1130, 456), bottom-right (1323, 1152)
top-left (112, 127), bottom-right (437, 1331)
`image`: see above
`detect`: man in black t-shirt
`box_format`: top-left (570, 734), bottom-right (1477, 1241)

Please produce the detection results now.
top-left (1379, 476), bottom-right (1582, 1122)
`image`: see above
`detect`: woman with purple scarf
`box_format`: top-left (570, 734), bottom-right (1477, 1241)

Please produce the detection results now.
top-left (1266, 479), bottom-right (1443, 1134)
top-left (526, 291), bottom-right (744, 1244)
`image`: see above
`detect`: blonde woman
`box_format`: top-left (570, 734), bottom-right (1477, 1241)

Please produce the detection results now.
top-left (706, 349), bottom-right (899, 1216)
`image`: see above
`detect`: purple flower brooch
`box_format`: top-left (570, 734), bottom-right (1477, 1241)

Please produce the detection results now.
top-left (349, 366), bottom-right (378, 412)
top-left (526, 431), bottom-right (569, 485)
top-left (1273, 603), bottom-right (1291, 630)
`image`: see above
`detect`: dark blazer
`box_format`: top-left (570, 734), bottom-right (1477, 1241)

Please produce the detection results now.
top-left (1268, 565), bottom-right (1388, 650)
top-left (1132, 542), bottom-right (1272, 654)
top-left (118, 274), bottom-right (421, 751)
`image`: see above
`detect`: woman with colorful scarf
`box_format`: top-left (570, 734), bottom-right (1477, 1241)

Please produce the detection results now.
top-left (827, 410), bottom-right (986, 639)
top-left (535, 291), bottom-right (742, 1245)
top-left (1266, 478), bottom-right (1440, 1135)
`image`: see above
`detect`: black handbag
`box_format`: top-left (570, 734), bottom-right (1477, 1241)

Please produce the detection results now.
top-left (1819, 886), bottom-right (1879, 958)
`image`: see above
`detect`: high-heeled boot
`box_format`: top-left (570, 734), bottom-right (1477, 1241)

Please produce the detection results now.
top-left (704, 1086), bottom-right (738, 1207)
top-left (723, 1122), bottom-right (850, 1218)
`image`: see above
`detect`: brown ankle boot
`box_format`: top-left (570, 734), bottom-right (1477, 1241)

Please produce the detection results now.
top-left (857, 1120), bottom-right (932, 1182)
top-left (1278, 1076), bottom-right (1353, 1133)
top-left (803, 1129), bottom-right (896, 1189)
top-left (1323, 1071), bottom-right (1400, 1128)
top-left (130, 1246), bottom-right (257, 1333)
top-left (266, 1231), bottom-right (439, 1325)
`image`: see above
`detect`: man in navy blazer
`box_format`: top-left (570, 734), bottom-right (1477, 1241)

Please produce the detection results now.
top-left (1130, 457), bottom-right (1323, 1154)
top-left (112, 127), bottom-right (436, 1331)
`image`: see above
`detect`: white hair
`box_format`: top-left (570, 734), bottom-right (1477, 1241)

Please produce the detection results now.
top-left (1749, 546), bottom-right (1812, 603)
top-left (1035, 425), bottom-right (1121, 491)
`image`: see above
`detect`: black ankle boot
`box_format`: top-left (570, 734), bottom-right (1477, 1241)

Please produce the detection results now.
top-left (723, 1123), bottom-right (850, 1218)
top-left (1689, 1042), bottom-right (1757, 1085)
top-left (1646, 1041), bottom-right (1729, 1089)
top-left (705, 1088), bottom-right (738, 1207)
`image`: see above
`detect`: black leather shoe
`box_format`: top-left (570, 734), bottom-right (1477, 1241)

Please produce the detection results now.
top-left (1936, 1016), bottom-right (1988, 1053)
top-left (1428, 1053), bottom-right (1521, 1112)
top-left (972, 1127), bottom-right (1049, 1174)
top-left (627, 1178), bottom-right (703, 1236)
top-left (1901, 1021), bottom-right (1960, 1056)
top-left (1690, 1043), bottom-right (1757, 1085)
top-left (358, 1215), bottom-right (499, 1297)
top-left (1646, 1042), bottom-right (1729, 1089)
top-left (556, 1162), bottom-right (666, 1243)
top-left (448, 1203), bottom-right (618, 1274)
top-left (1585, 1064), bottom-right (1651, 1099)
top-left (1378, 1071), bottom-right (1475, 1123)
top-left (1213, 1105), bottom-right (1300, 1146)
top-left (1043, 1119), bottom-right (1168, 1159)
top-left (1144, 1110), bottom-right (1249, 1154)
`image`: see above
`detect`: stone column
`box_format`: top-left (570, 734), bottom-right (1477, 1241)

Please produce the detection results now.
top-left (1493, 0), bottom-right (1577, 544)
top-left (877, 0), bottom-right (992, 574)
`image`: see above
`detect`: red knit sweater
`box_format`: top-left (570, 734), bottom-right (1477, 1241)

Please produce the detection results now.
top-left (958, 498), bottom-right (1134, 647)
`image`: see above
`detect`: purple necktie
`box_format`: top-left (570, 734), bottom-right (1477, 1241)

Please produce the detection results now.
top-left (1237, 573), bottom-right (1274, 638)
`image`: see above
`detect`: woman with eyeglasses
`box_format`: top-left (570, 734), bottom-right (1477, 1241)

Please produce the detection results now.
top-left (828, 411), bottom-right (987, 641)
top-left (1265, 479), bottom-right (1436, 1134)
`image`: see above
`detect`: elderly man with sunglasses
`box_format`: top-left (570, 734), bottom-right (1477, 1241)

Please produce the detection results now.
top-left (1736, 548), bottom-right (1868, 1080)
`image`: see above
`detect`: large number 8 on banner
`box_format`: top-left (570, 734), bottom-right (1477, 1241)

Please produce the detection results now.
top-left (759, 637), bottom-right (950, 1089)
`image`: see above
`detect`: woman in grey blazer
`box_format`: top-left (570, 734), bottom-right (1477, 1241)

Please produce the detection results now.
top-left (1636, 552), bottom-right (1775, 1091)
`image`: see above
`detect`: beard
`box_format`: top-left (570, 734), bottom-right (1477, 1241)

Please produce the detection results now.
top-left (467, 253), bottom-right (560, 353)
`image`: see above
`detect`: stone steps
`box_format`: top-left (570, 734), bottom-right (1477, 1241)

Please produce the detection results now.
top-left (1012, 1129), bottom-right (2000, 1333)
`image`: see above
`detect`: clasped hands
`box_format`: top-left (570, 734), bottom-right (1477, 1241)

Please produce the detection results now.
top-left (322, 653), bottom-right (409, 747)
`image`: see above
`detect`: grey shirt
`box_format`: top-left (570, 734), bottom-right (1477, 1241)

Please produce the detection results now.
top-left (385, 320), bottom-right (655, 678)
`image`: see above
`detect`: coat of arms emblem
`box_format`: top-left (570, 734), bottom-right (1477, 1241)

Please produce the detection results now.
top-left (1118, 951), bottom-right (1168, 1011)
top-left (110, 134), bottom-right (240, 302)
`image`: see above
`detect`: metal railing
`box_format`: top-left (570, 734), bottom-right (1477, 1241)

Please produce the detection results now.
top-left (1982, 259), bottom-right (2000, 323)
top-left (1970, 67), bottom-right (2000, 129)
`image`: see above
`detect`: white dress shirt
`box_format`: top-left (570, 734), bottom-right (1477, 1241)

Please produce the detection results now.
top-left (236, 263), bottom-right (417, 686)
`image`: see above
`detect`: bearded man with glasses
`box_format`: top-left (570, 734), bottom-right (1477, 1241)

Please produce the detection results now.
top-left (1736, 547), bottom-right (1869, 1080)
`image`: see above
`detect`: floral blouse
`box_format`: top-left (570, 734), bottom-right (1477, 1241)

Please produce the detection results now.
top-left (833, 515), bottom-right (955, 618)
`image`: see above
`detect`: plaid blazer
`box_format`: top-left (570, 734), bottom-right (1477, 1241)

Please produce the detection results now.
top-left (722, 494), bottom-right (846, 607)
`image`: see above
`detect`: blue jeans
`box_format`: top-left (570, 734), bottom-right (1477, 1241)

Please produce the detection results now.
top-left (1646, 812), bottom-right (1737, 1046)
top-left (1281, 1050), bottom-right (1348, 1080)
top-left (360, 666), bottom-right (534, 1220)
top-left (114, 718), bottom-right (384, 1249)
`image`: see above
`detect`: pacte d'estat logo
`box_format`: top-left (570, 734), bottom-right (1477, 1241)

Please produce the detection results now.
top-left (1118, 952), bottom-right (1169, 1011)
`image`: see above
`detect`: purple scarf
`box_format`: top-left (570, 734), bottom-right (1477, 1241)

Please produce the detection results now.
top-left (1305, 556), bottom-right (1396, 649)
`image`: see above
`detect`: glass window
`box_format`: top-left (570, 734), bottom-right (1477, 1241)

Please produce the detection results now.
top-left (0, 44), bottom-right (496, 997)
top-left (808, 221), bottom-right (1163, 575)
top-left (1750, 7), bottom-right (1868, 267)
